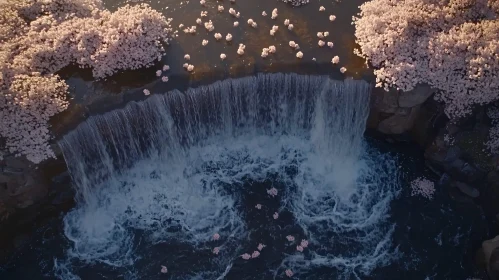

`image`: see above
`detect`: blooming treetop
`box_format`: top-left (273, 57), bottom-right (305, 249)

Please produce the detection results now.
top-left (353, 0), bottom-right (498, 119)
top-left (0, 0), bottom-right (172, 163)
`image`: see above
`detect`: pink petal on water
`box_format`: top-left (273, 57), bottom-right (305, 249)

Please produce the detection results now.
top-left (267, 187), bottom-right (278, 197)
top-left (241, 253), bottom-right (251, 260)
top-left (300, 239), bottom-right (309, 248)
top-left (251, 250), bottom-right (260, 258)
top-left (257, 243), bottom-right (266, 251)
top-left (296, 245), bottom-right (303, 252)
top-left (160, 265), bottom-right (168, 273)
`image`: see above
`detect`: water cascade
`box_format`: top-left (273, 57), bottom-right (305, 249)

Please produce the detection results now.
top-left (58, 73), bottom-right (399, 279)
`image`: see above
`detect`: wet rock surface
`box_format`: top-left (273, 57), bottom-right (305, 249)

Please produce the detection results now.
top-left (483, 235), bottom-right (499, 280)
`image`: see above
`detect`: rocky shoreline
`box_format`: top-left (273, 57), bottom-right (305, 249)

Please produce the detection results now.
top-left (369, 84), bottom-right (499, 280)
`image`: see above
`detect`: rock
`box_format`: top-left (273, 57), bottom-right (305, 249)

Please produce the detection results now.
top-left (488, 171), bottom-right (499, 187)
top-left (371, 87), bottom-right (399, 114)
top-left (49, 172), bottom-right (74, 206)
top-left (438, 173), bottom-right (451, 187)
top-left (366, 107), bottom-right (381, 130)
top-left (444, 146), bottom-right (462, 163)
top-left (452, 181), bottom-right (480, 198)
top-left (16, 198), bottom-right (34, 209)
top-left (0, 169), bottom-right (48, 214)
top-left (453, 126), bottom-right (494, 170)
top-left (425, 160), bottom-right (444, 176)
top-left (444, 158), bottom-right (486, 183)
top-left (398, 84), bottom-right (435, 108)
top-left (410, 100), bottom-right (442, 147)
top-left (378, 105), bottom-right (421, 134)
top-left (425, 132), bottom-right (448, 165)
top-left (0, 200), bottom-right (10, 222)
top-left (0, 173), bottom-right (10, 183)
top-left (2, 167), bottom-right (23, 174)
top-left (461, 162), bottom-right (486, 182)
top-left (4, 156), bottom-right (31, 169)
top-left (446, 123), bottom-right (461, 135)
top-left (444, 158), bottom-right (466, 180)
top-left (491, 248), bottom-right (499, 280)
top-left (488, 171), bottom-right (499, 196)
top-left (483, 235), bottom-right (499, 280)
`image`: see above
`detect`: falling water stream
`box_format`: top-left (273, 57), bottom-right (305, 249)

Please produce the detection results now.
top-left (55, 73), bottom-right (397, 278)
top-left (0, 74), bottom-right (486, 280)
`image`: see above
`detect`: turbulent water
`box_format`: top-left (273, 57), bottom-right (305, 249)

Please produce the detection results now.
top-left (54, 73), bottom-right (402, 279)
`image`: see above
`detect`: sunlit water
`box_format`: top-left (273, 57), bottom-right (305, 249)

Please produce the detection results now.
top-left (0, 74), bottom-right (486, 280)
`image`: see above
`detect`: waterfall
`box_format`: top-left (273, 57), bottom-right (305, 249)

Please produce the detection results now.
top-left (59, 73), bottom-right (370, 204)
top-left (57, 73), bottom-right (398, 279)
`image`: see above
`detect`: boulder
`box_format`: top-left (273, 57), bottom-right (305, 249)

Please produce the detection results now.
top-left (0, 155), bottom-right (49, 218)
top-left (398, 84), bottom-right (435, 108)
top-left (483, 235), bottom-right (499, 280)
top-left (443, 158), bottom-right (486, 184)
top-left (488, 172), bottom-right (499, 205)
top-left (378, 105), bottom-right (421, 134)
top-left (452, 181), bottom-right (480, 198)
top-left (410, 100), bottom-right (442, 147)
top-left (4, 156), bottom-right (32, 169)
top-left (444, 146), bottom-right (462, 163)
top-left (439, 173), bottom-right (451, 187)
top-left (488, 171), bottom-right (499, 189)
top-left (425, 132), bottom-right (449, 166)
top-left (371, 87), bottom-right (399, 114)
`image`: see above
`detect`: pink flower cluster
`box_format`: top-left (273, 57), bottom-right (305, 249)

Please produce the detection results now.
top-left (353, 0), bottom-right (499, 119)
top-left (0, 0), bottom-right (172, 163)
top-left (213, 247), bottom-right (220, 254)
top-left (212, 232), bottom-right (220, 240)
top-left (0, 73), bottom-right (69, 163)
top-left (410, 177), bottom-right (435, 200)
top-left (267, 187), bottom-right (278, 197)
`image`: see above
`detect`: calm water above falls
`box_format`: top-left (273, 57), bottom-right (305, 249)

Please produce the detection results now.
top-left (0, 74), bottom-right (487, 280)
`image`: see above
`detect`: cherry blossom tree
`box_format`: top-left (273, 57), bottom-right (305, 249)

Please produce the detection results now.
top-left (0, 0), bottom-right (172, 163)
top-left (353, 0), bottom-right (498, 120)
